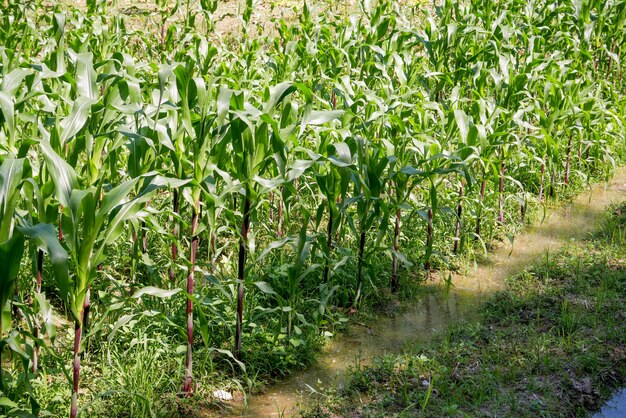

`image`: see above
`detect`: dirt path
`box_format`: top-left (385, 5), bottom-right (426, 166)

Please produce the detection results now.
top-left (58, 0), bottom-right (424, 38)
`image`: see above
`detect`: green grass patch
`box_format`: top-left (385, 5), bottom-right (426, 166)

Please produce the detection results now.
top-left (305, 203), bottom-right (626, 417)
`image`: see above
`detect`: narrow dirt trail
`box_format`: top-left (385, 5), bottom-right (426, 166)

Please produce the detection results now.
top-left (224, 169), bottom-right (626, 417)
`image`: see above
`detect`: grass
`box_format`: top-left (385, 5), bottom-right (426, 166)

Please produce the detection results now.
top-left (304, 202), bottom-right (626, 417)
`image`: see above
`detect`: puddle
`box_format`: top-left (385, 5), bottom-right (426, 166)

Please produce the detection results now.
top-left (594, 388), bottom-right (626, 418)
top-left (225, 289), bottom-right (481, 417)
top-left (226, 169), bottom-right (626, 417)
top-left (453, 171), bottom-right (626, 293)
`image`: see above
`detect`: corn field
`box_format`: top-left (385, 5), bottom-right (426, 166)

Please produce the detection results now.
top-left (0, 0), bottom-right (625, 416)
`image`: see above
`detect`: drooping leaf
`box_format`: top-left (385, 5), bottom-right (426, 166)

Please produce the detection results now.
top-left (133, 286), bottom-right (182, 299)
top-left (18, 223), bottom-right (70, 305)
top-left (58, 97), bottom-right (97, 145)
top-left (39, 140), bottom-right (78, 208)
top-left (254, 281), bottom-right (276, 295)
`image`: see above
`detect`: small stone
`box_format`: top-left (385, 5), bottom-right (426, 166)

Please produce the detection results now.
top-left (571, 377), bottom-right (592, 394)
top-left (213, 389), bottom-right (233, 401)
top-left (422, 380), bottom-right (430, 387)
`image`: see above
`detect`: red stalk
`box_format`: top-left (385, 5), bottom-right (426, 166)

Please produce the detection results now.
top-left (323, 204), bottom-right (333, 283)
top-left (425, 208), bottom-right (433, 271)
top-left (170, 189), bottom-right (180, 282)
top-left (276, 194), bottom-right (283, 238)
top-left (390, 208), bottom-right (401, 292)
top-left (70, 321), bottom-right (81, 418)
top-left (453, 179), bottom-right (465, 253)
top-left (538, 161), bottom-right (545, 201)
top-left (235, 195), bottom-right (251, 359)
top-left (565, 134), bottom-right (572, 186)
top-left (70, 294), bottom-right (90, 418)
top-left (475, 178), bottom-right (487, 239)
top-left (269, 191), bottom-right (274, 222)
top-left (141, 221), bottom-right (148, 253)
top-left (354, 230), bottom-right (366, 307)
top-left (182, 200), bottom-right (200, 395)
top-left (498, 161), bottom-right (505, 224)
top-left (33, 249), bottom-right (43, 374)
top-left (210, 231), bottom-right (216, 263)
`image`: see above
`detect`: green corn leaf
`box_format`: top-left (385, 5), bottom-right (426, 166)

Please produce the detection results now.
top-left (75, 52), bottom-right (98, 100)
top-left (263, 82), bottom-right (296, 113)
top-left (254, 281), bottom-right (277, 295)
top-left (217, 87), bottom-right (233, 129)
top-left (39, 140), bottom-right (78, 208)
top-left (0, 92), bottom-right (15, 151)
top-left (454, 109), bottom-right (470, 143)
top-left (0, 397), bottom-right (18, 408)
top-left (34, 292), bottom-right (57, 341)
top-left (107, 314), bottom-right (136, 342)
top-left (0, 234), bottom-right (24, 334)
top-left (133, 286), bottom-right (181, 299)
top-left (58, 97), bottom-right (97, 146)
top-left (18, 223), bottom-right (70, 305)
top-left (302, 108), bottom-right (344, 127)
top-left (0, 68), bottom-right (32, 96)
top-left (97, 178), bottom-right (140, 221)
top-left (209, 348), bottom-right (245, 372)
top-left (0, 158), bottom-right (25, 241)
